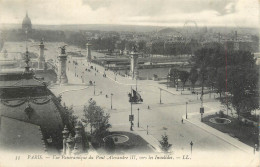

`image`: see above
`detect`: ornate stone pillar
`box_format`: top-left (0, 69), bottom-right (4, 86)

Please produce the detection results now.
top-left (130, 47), bottom-right (139, 79)
top-left (72, 146), bottom-right (79, 155)
top-left (38, 39), bottom-right (45, 69)
top-left (62, 125), bottom-right (69, 155)
top-left (73, 123), bottom-right (83, 154)
top-left (24, 48), bottom-right (30, 73)
top-left (57, 46), bottom-right (68, 84)
top-left (66, 133), bottom-right (74, 155)
top-left (86, 43), bottom-right (92, 62)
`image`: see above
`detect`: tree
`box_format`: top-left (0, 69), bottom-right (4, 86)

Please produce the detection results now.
top-left (138, 40), bottom-right (147, 52)
top-left (206, 67), bottom-right (216, 91)
top-left (192, 46), bottom-right (259, 119)
top-left (199, 66), bottom-right (207, 97)
top-left (104, 137), bottom-right (115, 153)
top-left (169, 68), bottom-right (179, 87)
top-left (159, 134), bottom-right (172, 152)
top-left (82, 100), bottom-right (111, 146)
top-left (214, 67), bottom-right (226, 98)
top-left (189, 67), bottom-right (198, 91)
top-left (63, 104), bottom-right (78, 132)
top-left (228, 65), bottom-right (259, 119)
top-left (179, 71), bottom-right (189, 90)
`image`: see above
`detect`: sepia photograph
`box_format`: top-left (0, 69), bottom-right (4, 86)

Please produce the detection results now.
top-left (0, 0), bottom-right (259, 166)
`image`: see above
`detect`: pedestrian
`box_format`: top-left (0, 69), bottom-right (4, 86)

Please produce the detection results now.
top-left (181, 119), bottom-right (183, 124)
top-left (148, 105), bottom-right (150, 109)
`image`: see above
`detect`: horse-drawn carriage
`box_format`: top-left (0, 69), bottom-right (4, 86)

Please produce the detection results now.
top-left (128, 89), bottom-right (143, 103)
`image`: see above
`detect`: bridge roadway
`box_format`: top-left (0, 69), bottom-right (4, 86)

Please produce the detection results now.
top-left (49, 58), bottom-right (255, 166)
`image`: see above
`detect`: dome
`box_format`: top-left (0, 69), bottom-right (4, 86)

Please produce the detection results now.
top-left (22, 12), bottom-right (32, 31)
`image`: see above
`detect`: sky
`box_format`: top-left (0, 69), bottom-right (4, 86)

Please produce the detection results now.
top-left (0, 0), bottom-right (259, 27)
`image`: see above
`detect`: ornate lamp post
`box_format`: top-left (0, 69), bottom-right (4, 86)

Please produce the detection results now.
top-left (111, 93), bottom-right (113, 109)
top-left (186, 102), bottom-right (188, 119)
top-left (93, 81), bottom-right (96, 95)
top-left (137, 108), bottom-right (140, 127)
top-left (159, 88), bottom-right (162, 104)
top-left (167, 74), bottom-right (170, 89)
top-left (190, 141), bottom-right (193, 155)
top-left (62, 126), bottom-right (69, 155)
top-left (130, 86), bottom-right (133, 131)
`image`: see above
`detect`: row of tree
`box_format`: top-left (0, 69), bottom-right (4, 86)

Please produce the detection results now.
top-left (190, 43), bottom-right (259, 118)
top-left (167, 68), bottom-right (198, 92)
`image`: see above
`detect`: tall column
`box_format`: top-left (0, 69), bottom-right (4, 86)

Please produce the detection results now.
top-left (38, 39), bottom-right (45, 69)
top-left (66, 133), bottom-right (74, 155)
top-left (72, 122), bottom-right (83, 155)
top-left (62, 126), bottom-right (69, 155)
top-left (86, 43), bottom-right (92, 62)
top-left (57, 46), bottom-right (68, 84)
top-left (24, 47), bottom-right (31, 73)
top-left (130, 48), bottom-right (139, 79)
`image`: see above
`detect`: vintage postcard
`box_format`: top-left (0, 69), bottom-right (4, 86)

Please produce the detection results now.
top-left (0, 0), bottom-right (259, 166)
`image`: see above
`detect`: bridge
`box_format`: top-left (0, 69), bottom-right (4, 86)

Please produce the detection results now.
top-left (46, 61), bottom-right (58, 74)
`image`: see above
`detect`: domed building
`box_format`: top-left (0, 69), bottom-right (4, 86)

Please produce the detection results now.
top-left (0, 49), bottom-right (76, 153)
top-left (22, 12), bottom-right (32, 31)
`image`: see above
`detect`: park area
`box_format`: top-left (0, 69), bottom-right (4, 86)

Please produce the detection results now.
top-left (93, 131), bottom-right (154, 154)
top-left (203, 114), bottom-right (259, 149)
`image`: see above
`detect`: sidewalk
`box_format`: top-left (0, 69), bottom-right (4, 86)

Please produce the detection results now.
top-left (182, 111), bottom-right (260, 166)
top-left (110, 124), bottom-right (162, 153)
top-left (182, 110), bottom-right (258, 156)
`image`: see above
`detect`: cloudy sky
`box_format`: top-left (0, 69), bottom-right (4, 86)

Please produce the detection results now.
top-left (0, 0), bottom-right (259, 27)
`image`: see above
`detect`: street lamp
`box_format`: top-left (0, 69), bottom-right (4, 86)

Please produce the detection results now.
top-left (167, 74), bottom-right (170, 89)
top-left (160, 88), bottom-right (162, 104)
top-left (190, 141), bottom-right (193, 155)
top-left (111, 93), bottom-right (113, 109)
top-left (254, 144), bottom-right (258, 154)
top-left (137, 108), bottom-right (140, 127)
top-left (93, 81), bottom-right (96, 95)
top-left (136, 77), bottom-right (138, 91)
top-left (200, 107), bottom-right (204, 122)
top-left (130, 86), bottom-right (133, 131)
top-left (186, 102), bottom-right (188, 119)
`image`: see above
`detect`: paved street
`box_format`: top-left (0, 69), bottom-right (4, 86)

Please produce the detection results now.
top-left (50, 57), bottom-right (257, 165)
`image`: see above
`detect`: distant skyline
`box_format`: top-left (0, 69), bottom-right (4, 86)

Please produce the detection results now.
top-left (0, 0), bottom-right (259, 28)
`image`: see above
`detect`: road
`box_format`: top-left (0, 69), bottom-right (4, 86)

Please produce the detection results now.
top-left (50, 56), bottom-right (256, 165)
